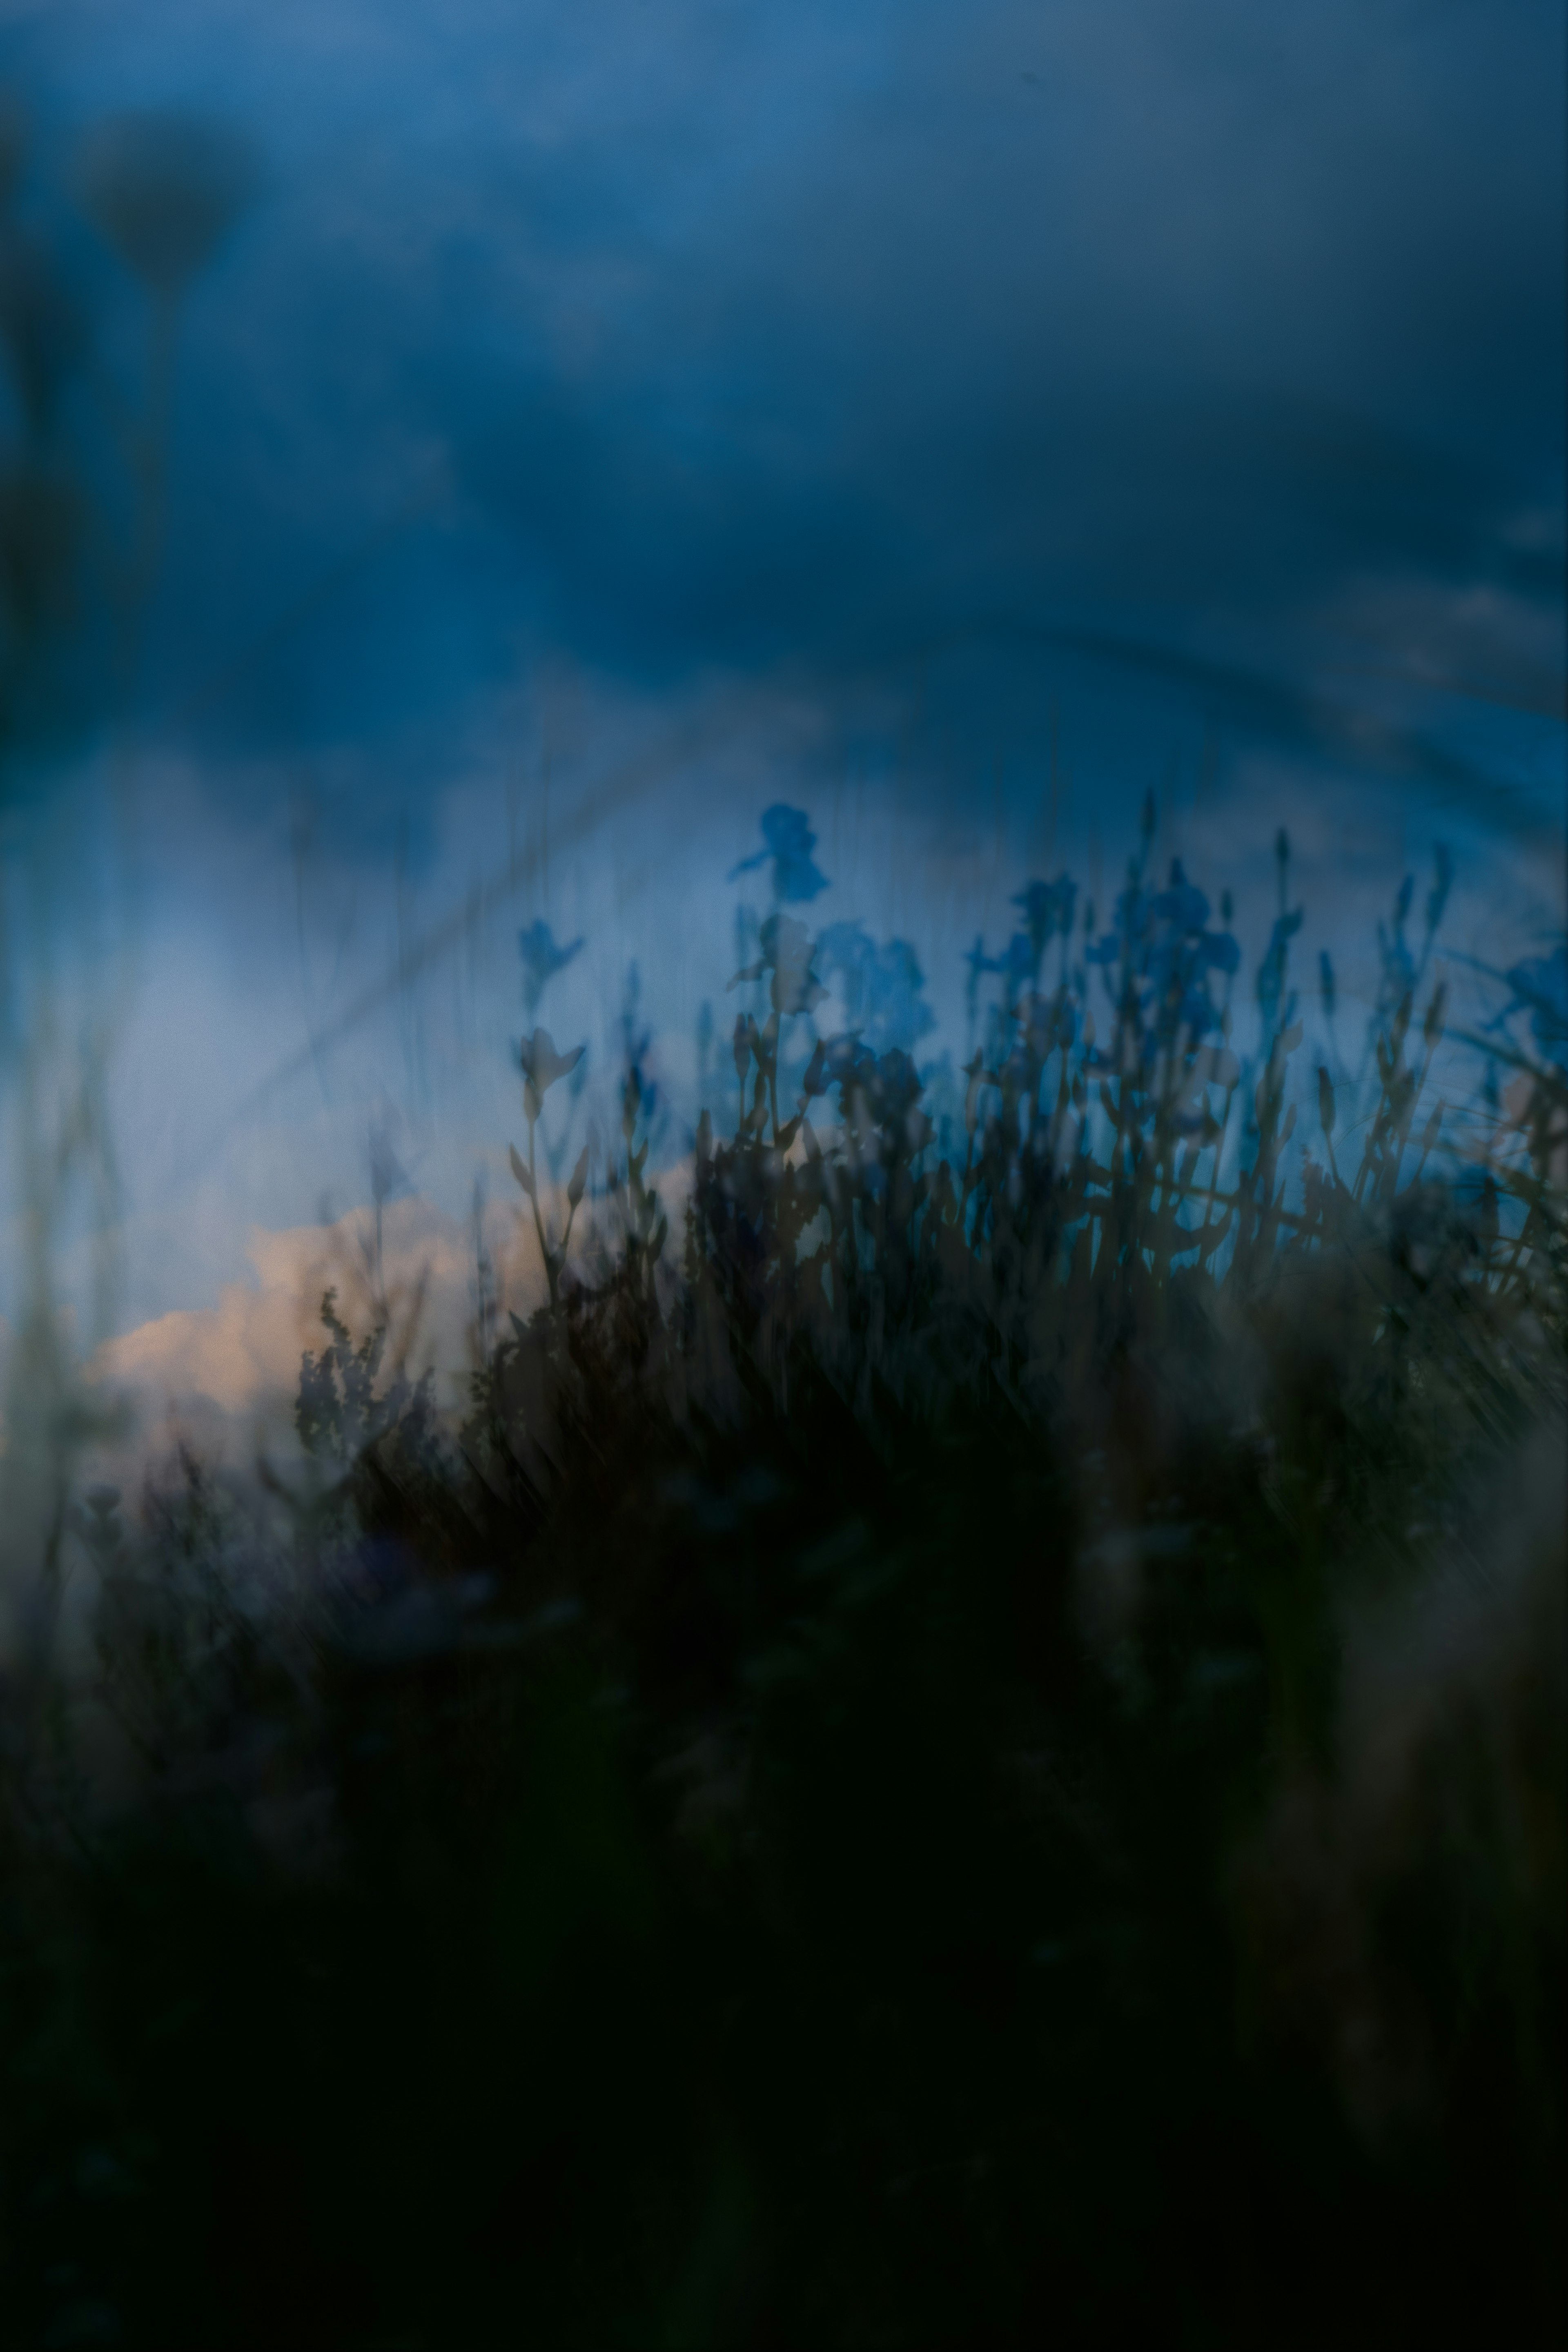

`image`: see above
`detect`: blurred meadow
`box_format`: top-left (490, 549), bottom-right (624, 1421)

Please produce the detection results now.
top-left (0, 7), bottom-right (1563, 2346)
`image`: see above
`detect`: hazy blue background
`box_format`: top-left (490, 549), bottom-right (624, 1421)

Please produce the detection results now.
top-left (0, 0), bottom-right (1562, 1361)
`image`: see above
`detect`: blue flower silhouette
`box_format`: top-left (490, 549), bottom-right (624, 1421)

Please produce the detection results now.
top-left (1078, 860), bottom-right (1237, 1042)
top-left (816, 922), bottom-right (935, 1054)
top-left (519, 919), bottom-right (584, 1013)
top-left (1152, 861), bottom-right (1209, 936)
top-left (1496, 945), bottom-right (1568, 1067)
top-left (1013, 876), bottom-right (1077, 964)
top-left (517, 1025), bottom-right (586, 1122)
top-left (728, 804), bottom-right (829, 903)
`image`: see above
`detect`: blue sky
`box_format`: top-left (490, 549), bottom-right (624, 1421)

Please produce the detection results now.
top-left (0, 0), bottom-right (1562, 1361)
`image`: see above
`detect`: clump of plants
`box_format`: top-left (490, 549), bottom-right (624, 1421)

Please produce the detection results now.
top-left (1, 802), bottom-right (1563, 2350)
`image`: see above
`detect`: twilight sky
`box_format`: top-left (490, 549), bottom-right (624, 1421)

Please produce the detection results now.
top-left (0, 0), bottom-right (1562, 1397)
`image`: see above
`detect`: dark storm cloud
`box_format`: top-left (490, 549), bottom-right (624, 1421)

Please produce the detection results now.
top-left (496, 0), bottom-right (1557, 649)
top-left (7, 0), bottom-right (1564, 746)
top-left (326, 0), bottom-right (1566, 704)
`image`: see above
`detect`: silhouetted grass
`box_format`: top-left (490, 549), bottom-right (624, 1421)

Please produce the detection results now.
top-left (2, 808), bottom-right (1564, 2350)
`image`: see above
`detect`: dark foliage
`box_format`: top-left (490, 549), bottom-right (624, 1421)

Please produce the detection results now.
top-left (2, 825), bottom-right (1564, 2350)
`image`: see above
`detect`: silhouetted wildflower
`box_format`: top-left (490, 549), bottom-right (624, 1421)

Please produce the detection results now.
top-left (728, 802), bottom-right (830, 902)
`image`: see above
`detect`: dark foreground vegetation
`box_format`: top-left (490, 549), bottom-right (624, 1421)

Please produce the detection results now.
top-left (2, 805), bottom-right (1563, 2350)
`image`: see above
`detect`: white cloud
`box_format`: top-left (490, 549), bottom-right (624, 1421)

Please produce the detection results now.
top-left (84, 1152), bottom-right (697, 1474)
top-left (88, 1188), bottom-right (543, 1439)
